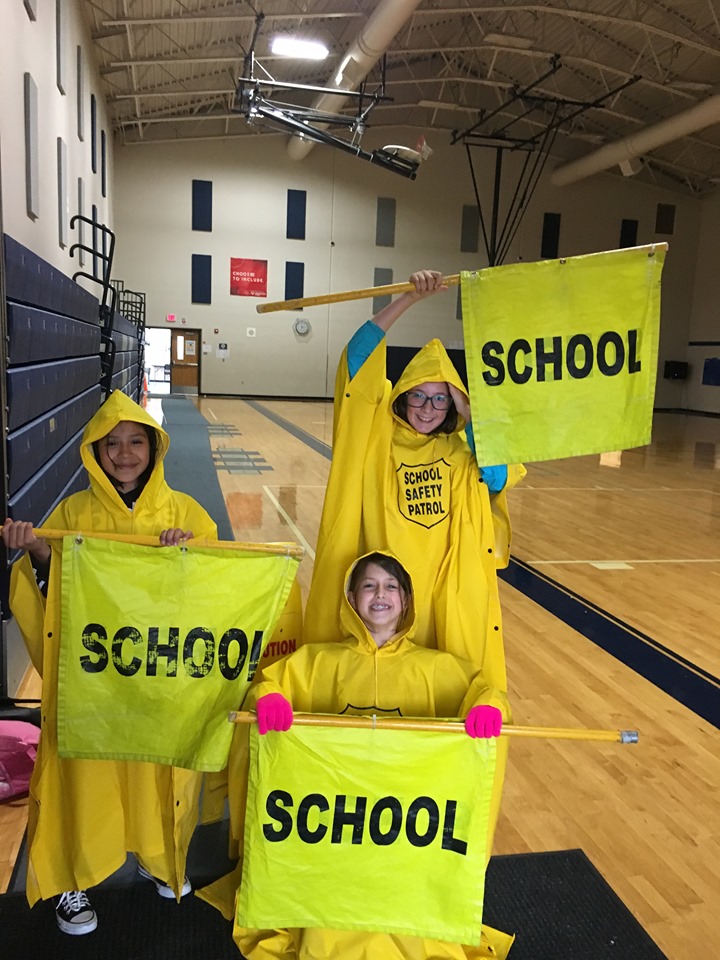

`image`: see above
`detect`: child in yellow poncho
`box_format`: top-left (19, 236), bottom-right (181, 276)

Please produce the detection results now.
top-left (235, 551), bottom-right (514, 960)
top-left (1, 390), bottom-right (217, 935)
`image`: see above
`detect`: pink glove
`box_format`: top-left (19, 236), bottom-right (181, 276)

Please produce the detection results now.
top-left (465, 705), bottom-right (502, 739)
top-left (256, 693), bottom-right (293, 735)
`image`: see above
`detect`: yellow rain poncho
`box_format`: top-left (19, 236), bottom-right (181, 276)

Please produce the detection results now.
top-left (231, 551), bottom-right (514, 960)
top-left (10, 390), bottom-right (217, 905)
top-left (305, 337), bottom-right (524, 683)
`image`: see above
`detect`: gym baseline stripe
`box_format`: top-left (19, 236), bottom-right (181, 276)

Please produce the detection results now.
top-left (499, 557), bottom-right (719, 730)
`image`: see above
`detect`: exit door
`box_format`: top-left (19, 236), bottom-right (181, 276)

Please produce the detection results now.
top-left (170, 329), bottom-right (200, 394)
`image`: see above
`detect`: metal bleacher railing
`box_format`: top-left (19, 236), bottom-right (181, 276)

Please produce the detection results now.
top-left (70, 214), bottom-right (146, 405)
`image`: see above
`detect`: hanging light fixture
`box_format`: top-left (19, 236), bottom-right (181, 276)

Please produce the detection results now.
top-left (270, 36), bottom-right (329, 60)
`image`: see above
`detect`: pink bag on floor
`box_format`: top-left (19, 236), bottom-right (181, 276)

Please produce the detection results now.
top-left (0, 720), bottom-right (39, 801)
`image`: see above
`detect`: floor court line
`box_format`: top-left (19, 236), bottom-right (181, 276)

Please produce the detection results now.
top-left (531, 558), bottom-right (720, 565)
top-left (262, 486), bottom-right (316, 561)
top-left (245, 399), bottom-right (332, 460)
top-left (249, 399), bottom-right (716, 723)
top-left (501, 557), bottom-right (720, 728)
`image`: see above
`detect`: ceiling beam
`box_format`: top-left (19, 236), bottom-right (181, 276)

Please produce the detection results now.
top-left (97, 6), bottom-right (720, 57)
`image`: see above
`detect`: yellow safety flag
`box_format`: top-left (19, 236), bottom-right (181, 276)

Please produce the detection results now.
top-left (57, 535), bottom-right (299, 771)
top-left (462, 245), bottom-right (666, 465)
top-left (238, 723), bottom-right (496, 944)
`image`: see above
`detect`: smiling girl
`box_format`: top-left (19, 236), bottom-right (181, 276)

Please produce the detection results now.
top-left (235, 551), bottom-right (510, 960)
top-left (1, 390), bottom-right (217, 935)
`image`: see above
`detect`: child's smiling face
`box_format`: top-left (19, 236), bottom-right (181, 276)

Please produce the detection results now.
top-left (404, 380), bottom-right (451, 434)
top-left (348, 562), bottom-right (407, 646)
top-left (98, 421), bottom-right (151, 492)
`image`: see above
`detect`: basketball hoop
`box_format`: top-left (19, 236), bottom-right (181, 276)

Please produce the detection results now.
top-left (382, 144), bottom-right (422, 163)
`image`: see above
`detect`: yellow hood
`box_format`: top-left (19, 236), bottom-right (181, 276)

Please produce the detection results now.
top-left (80, 389), bottom-right (171, 514)
top-left (389, 339), bottom-right (469, 431)
top-left (339, 551), bottom-right (417, 654)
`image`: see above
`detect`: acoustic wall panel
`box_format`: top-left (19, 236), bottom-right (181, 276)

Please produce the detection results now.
top-left (191, 254), bottom-right (212, 304)
top-left (284, 261), bottom-right (305, 302)
top-left (372, 267), bottom-right (393, 313)
top-left (192, 180), bottom-right (213, 232)
top-left (286, 189), bottom-right (307, 240)
top-left (375, 198), bottom-right (396, 247)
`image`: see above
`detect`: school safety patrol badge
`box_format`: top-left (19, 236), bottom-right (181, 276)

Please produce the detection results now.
top-left (396, 460), bottom-right (451, 529)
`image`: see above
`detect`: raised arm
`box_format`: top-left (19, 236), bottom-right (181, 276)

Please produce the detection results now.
top-left (372, 269), bottom-right (448, 333)
top-left (347, 270), bottom-right (448, 379)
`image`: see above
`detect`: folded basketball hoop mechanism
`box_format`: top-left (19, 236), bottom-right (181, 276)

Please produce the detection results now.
top-left (233, 15), bottom-right (423, 179)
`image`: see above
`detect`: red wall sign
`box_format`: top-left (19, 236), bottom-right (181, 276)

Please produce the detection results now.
top-left (230, 258), bottom-right (268, 297)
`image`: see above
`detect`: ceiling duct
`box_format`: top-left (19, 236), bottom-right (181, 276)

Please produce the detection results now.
top-left (287, 0), bottom-right (423, 162)
top-left (551, 94), bottom-right (720, 186)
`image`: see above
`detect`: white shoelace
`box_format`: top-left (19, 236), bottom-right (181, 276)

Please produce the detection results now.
top-left (57, 890), bottom-right (91, 913)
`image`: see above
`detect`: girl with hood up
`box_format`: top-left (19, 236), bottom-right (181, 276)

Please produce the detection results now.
top-left (305, 270), bottom-right (525, 675)
top-left (303, 271), bottom-right (525, 872)
top-left (1, 390), bottom-right (217, 935)
top-left (234, 551), bottom-right (513, 960)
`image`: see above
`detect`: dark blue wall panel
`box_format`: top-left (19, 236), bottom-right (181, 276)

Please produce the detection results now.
top-left (284, 261), bottom-right (304, 301)
top-left (191, 254), bottom-right (212, 304)
top-left (702, 357), bottom-right (720, 386)
top-left (286, 189), bottom-right (306, 240)
top-left (192, 179), bottom-right (213, 232)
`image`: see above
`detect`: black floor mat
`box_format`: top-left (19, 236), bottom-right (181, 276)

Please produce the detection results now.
top-left (0, 848), bottom-right (667, 960)
top-left (483, 848), bottom-right (667, 959)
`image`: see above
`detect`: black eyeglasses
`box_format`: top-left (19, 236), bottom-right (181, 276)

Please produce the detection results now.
top-left (405, 391), bottom-right (452, 411)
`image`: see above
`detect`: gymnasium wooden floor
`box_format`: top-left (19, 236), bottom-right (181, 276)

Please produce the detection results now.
top-left (3, 397), bottom-right (718, 959)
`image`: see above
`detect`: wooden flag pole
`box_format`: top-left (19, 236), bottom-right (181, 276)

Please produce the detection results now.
top-left (229, 710), bottom-right (638, 744)
top-left (34, 528), bottom-right (304, 558)
top-left (256, 275), bottom-right (461, 314)
top-left (255, 242), bottom-right (668, 314)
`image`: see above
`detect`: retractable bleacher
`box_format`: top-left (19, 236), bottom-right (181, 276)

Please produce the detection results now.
top-left (0, 232), bottom-right (144, 695)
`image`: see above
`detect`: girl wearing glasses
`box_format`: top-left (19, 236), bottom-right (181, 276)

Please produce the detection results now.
top-left (304, 271), bottom-right (524, 863)
top-left (306, 269), bottom-right (524, 666)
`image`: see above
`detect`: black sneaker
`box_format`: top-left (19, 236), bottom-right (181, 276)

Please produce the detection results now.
top-left (55, 890), bottom-right (97, 935)
top-left (137, 863), bottom-right (191, 899)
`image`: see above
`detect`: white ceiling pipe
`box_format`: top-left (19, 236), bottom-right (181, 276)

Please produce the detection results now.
top-left (287, 0), bottom-right (424, 161)
top-left (551, 94), bottom-right (720, 186)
